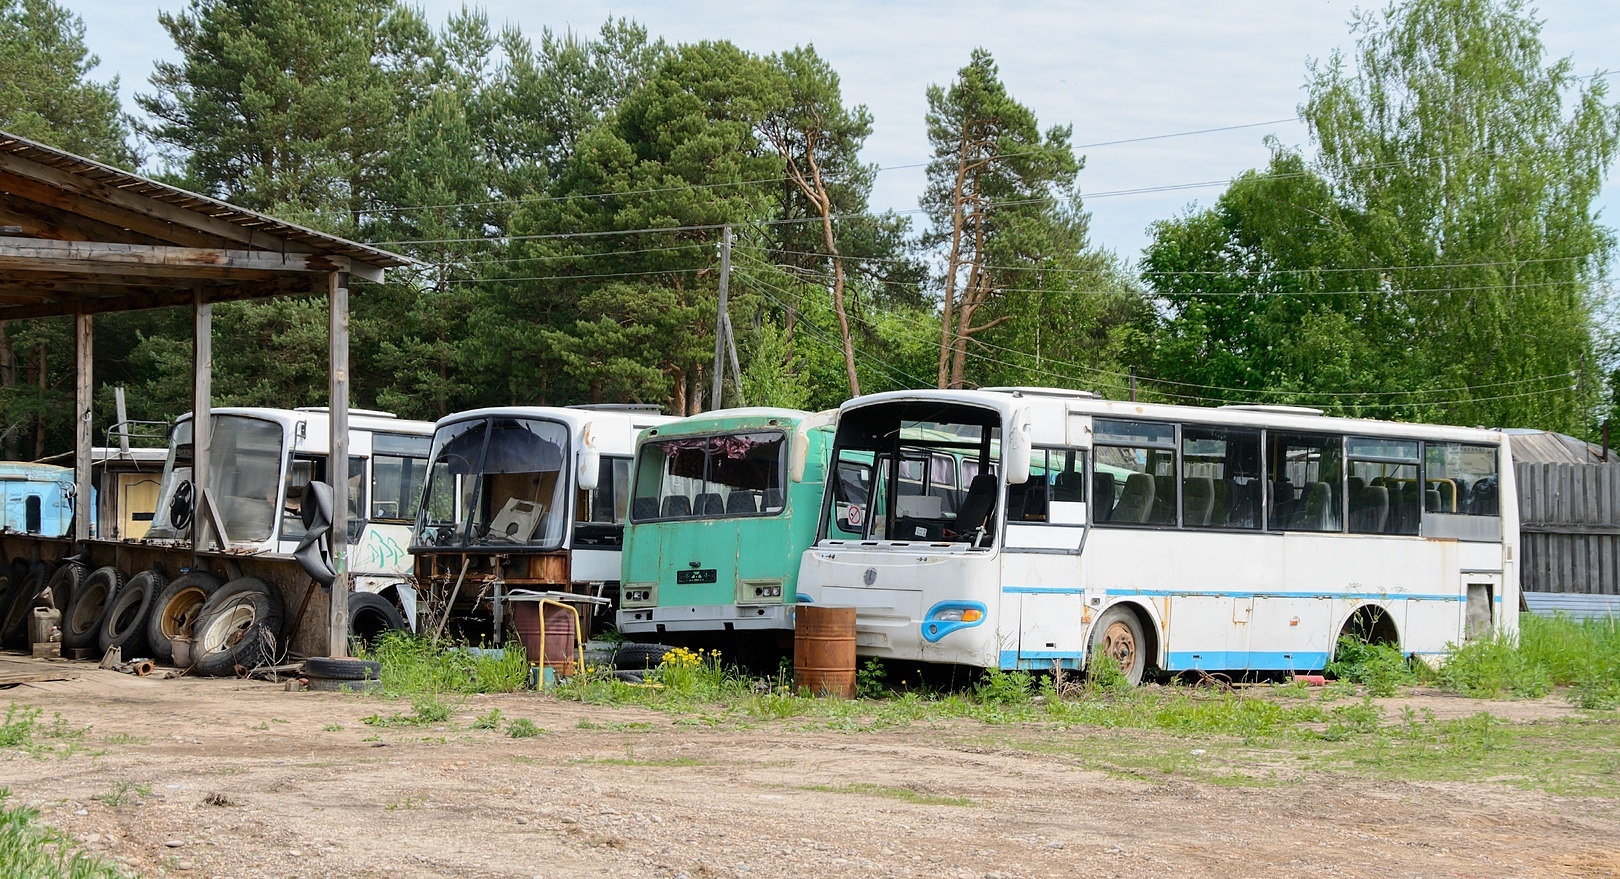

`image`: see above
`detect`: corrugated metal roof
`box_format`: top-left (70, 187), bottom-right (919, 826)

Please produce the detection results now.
top-left (1501, 429), bottom-right (1615, 465)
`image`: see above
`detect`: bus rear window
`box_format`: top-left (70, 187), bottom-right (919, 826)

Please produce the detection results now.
top-left (631, 432), bottom-right (787, 521)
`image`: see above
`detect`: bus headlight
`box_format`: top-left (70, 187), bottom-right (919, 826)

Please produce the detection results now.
top-left (622, 583), bottom-right (656, 607)
top-left (922, 600), bottom-right (987, 643)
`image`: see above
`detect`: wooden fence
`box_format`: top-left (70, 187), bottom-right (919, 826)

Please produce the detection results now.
top-left (1515, 462), bottom-right (1620, 596)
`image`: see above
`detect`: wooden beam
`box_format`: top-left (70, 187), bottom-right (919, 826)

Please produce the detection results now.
top-left (0, 201), bottom-right (173, 246)
top-left (0, 239), bottom-right (353, 276)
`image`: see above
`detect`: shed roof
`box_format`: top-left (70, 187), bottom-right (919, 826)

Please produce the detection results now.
top-left (0, 130), bottom-right (412, 321)
top-left (1502, 428), bottom-right (1615, 465)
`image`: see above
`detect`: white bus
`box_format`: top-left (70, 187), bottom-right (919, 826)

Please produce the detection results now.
top-left (409, 405), bottom-right (675, 639)
top-left (796, 388), bottom-right (1517, 683)
top-left (144, 407), bottom-right (436, 623)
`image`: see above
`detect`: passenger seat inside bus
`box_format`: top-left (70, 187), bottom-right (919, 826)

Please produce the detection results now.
top-left (1182, 476), bottom-right (1214, 526)
top-left (762, 488), bottom-right (785, 512)
top-left (953, 474), bottom-right (999, 543)
top-left (1349, 484), bottom-right (1389, 532)
top-left (660, 495), bottom-right (692, 518)
top-left (697, 492), bottom-right (725, 516)
top-left (726, 491), bottom-right (760, 515)
top-left (1112, 473), bottom-right (1156, 524)
top-left (1090, 472), bottom-right (1116, 522)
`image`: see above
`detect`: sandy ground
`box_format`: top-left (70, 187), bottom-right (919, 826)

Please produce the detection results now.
top-left (1, 656), bottom-right (1617, 879)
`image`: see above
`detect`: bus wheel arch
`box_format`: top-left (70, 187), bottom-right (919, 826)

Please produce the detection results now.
top-left (1335, 604), bottom-right (1401, 655)
top-left (1087, 602), bottom-right (1156, 686)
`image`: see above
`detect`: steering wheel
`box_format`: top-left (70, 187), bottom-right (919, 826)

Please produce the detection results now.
top-left (170, 480), bottom-right (195, 530)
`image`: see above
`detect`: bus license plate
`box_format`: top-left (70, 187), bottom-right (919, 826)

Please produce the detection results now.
top-left (677, 569), bottom-right (717, 585)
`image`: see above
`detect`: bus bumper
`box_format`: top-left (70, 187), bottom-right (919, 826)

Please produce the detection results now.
top-left (617, 603), bottom-right (792, 634)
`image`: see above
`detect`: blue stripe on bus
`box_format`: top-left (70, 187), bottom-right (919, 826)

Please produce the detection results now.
top-left (1003, 586), bottom-right (1085, 595)
top-left (999, 650), bottom-right (1085, 671)
top-left (1166, 651), bottom-right (1332, 671)
top-left (1102, 588), bottom-right (1464, 602)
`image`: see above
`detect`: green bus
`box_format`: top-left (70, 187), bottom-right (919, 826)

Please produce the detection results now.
top-left (617, 408), bottom-right (841, 645)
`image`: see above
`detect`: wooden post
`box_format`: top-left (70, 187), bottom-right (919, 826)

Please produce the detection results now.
top-left (192, 292), bottom-right (212, 557)
top-left (73, 311), bottom-right (91, 542)
top-left (328, 272), bottom-right (351, 657)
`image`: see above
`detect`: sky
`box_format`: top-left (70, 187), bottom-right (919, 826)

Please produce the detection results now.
top-left (64, 0), bottom-right (1620, 262)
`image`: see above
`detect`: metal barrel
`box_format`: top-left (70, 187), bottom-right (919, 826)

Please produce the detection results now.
top-left (794, 605), bottom-right (856, 698)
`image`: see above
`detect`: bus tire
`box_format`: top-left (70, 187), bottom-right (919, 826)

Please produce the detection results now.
top-left (62, 566), bottom-right (124, 651)
top-left (191, 578), bottom-right (285, 676)
top-left (302, 656), bottom-right (381, 681)
top-left (43, 561), bottom-right (87, 616)
top-left (0, 563), bottom-right (51, 648)
top-left (144, 571), bottom-right (218, 664)
top-left (1088, 605), bottom-right (1148, 686)
top-left (612, 642), bottom-right (673, 670)
top-left (347, 592), bottom-right (407, 649)
top-left (98, 571), bottom-right (156, 657)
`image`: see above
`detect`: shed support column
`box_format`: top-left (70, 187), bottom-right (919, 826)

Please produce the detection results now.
top-left (73, 311), bottom-right (91, 542)
top-left (192, 292), bottom-right (212, 559)
top-left (327, 271), bottom-right (351, 657)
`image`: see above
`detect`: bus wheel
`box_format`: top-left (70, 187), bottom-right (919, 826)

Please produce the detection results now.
top-left (1088, 606), bottom-right (1147, 686)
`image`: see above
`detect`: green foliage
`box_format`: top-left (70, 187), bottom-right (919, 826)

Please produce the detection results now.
top-left (0, 789), bottom-right (130, 879)
top-left (361, 695), bottom-right (453, 728)
top-left (504, 718), bottom-right (542, 738)
top-left (0, 0), bottom-right (132, 165)
top-left (93, 781), bottom-right (151, 807)
top-left (970, 669), bottom-right (1036, 705)
top-left (1436, 634), bottom-right (1553, 699)
top-left (471, 708), bottom-right (504, 730)
top-left (367, 633), bottom-right (530, 696)
top-left (1326, 637), bottom-right (1419, 697)
top-left (854, 658), bottom-right (887, 700)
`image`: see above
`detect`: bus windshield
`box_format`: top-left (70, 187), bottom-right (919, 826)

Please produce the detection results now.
top-left (630, 431), bottom-right (787, 521)
top-left (146, 415), bottom-right (284, 544)
top-left (414, 417), bottom-right (571, 549)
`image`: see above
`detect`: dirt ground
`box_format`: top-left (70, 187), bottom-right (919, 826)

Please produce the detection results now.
top-left (1, 656), bottom-right (1617, 879)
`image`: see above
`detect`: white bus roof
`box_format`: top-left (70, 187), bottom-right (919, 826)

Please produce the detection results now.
top-left (434, 406), bottom-right (678, 457)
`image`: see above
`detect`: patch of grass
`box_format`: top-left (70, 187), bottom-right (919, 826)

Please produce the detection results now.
top-left (366, 633), bottom-right (529, 697)
top-left (1436, 634), bottom-right (1552, 699)
top-left (855, 658), bottom-right (888, 700)
top-left (0, 789), bottom-right (128, 879)
top-left (1326, 638), bottom-right (1418, 696)
top-left (804, 783), bottom-right (973, 807)
top-left (505, 718), bottom-right (542, 738)
top-left (578, 746), bottom-right (707, 768)
top-left (94, 781), bottom-right (151, 807)
top-left (385, 796), bottom-right (422, 811)
top-left (322, 724), bottom-right (344, 733)
top-left (100, 733), bottom-right (145, 746)
top-left (472, 709), bottom-right (504, 731)
top-left (0, 706), bottom-right (92, 759)
top-left (362, 696), bottom-right (454, 728)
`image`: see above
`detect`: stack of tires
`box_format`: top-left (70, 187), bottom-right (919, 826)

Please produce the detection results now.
top-left (1, 558), bottom-right (409, 678)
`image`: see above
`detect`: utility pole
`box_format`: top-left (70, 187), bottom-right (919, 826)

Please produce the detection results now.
top-left (711, 225), bottom-right (734, 411)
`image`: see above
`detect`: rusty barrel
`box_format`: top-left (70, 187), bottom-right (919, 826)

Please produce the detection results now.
top-left (510, 599), bottom-right (577, 676)
top-left (794, 605), bottom-right (856, 698)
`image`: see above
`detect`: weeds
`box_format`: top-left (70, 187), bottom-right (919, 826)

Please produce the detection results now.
top-left (0, 706), bottom-right (91, 758)
top-left (361, 696), bottom-right (454, 728)
top-left (805, 783), bottom-right (973, 807)
top-left (366, 632), bottom-right (529, 697)
top-left (855, 659), bottom-right (887, 699)
top-left (94, 781), bottom-right (151, 807)
top-left (0, 789), bottom-right (126, 879)
top-left (505, 718), bottom-right (542, 738)
top-left (1326, 638), bottom-right (1417, 697)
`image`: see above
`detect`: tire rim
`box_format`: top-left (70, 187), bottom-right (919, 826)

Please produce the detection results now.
top-left (1100, 619), bottom-right (1138, 669)
top-left (196, 600), bottom-right (256, 654)
top-left (70, 584), bottom-right (110, 636)
top-left (159, 586), bottom-right (209, 641)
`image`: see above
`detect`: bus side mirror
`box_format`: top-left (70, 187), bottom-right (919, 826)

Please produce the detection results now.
top-left (1004, 409), bottom-right (1032, 485)
top-left (578, 425), bottom-right (600, 491)
top-left (1004, 409), bottom-right (1030, 485)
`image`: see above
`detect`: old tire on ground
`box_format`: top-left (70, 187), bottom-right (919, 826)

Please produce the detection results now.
top-left (1087, 605), bottom-right (1148, 686)
top-left (612, 642), bottom-right (673, 670)
top-left (144, 570), bottom-right (217, 664)
top-left (302, 656), bottom-right (381, 681)
top-left (99, 570), bottom-right (158, 657)
top-left (62, 566), bottom-right (124, 651)
top-left (347, 592), bottom-right (407, 649)
top-left (42, 561), bottom-right (86, 615)
top-left (307, 676), bottom-right (381, 693)
top-left (191, 577), bottom-right (285, 677)
top-left (0, 563), bottom-right (52, 648)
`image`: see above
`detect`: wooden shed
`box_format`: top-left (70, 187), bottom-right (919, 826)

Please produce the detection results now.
top-left (0, 129), bottom-right (413, 656)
